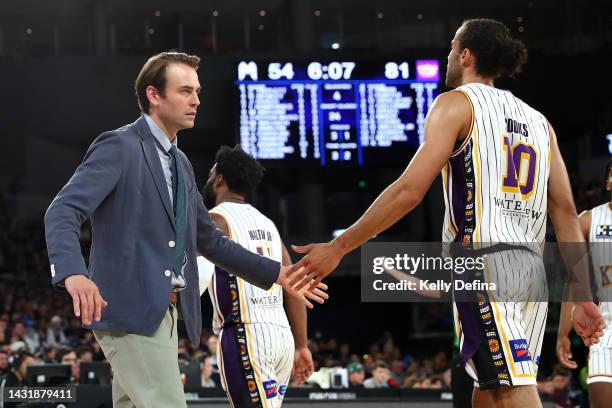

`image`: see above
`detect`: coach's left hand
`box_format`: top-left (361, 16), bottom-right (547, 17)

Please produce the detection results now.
top-left (277, 264), bottom-right (329, 309)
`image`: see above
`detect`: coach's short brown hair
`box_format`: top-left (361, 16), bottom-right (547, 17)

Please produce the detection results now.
top-left (134, 51), bottom-right (201, 114)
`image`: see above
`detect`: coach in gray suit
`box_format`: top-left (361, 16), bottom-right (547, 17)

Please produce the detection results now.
top-left (44, 52), bottom-right (325, 407)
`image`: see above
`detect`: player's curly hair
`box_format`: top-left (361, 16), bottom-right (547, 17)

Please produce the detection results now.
top-left (215, 145), bottom-right (265, 196)
top-left (457, 18), bottom-right (528, 79)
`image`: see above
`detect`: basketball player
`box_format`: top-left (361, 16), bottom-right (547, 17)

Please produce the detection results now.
top-left (201, 146), bottom-right (319, 408)
top-left (288, 19), bottom-right (605, 407)
top-left (557, 160), bottom-right (612, 408)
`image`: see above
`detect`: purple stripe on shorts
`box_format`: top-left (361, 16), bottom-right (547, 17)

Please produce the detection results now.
top-left (214, 267), bottom-right (233, 324)
top-left (456, 301), bottom-right (482, 364)
top-left (220, 326), bottom-right (249, 405)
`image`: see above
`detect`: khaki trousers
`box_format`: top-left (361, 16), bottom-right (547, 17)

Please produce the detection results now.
top-left (94, 305), bottom-right (186, 408)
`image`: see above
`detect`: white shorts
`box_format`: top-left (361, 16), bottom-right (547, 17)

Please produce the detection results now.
top-left (455, 248), bottom-right (548, 389)
top-left (588, 304), bottom-right (612, 384)
top-left (218, 324), bottom-right (294, 408)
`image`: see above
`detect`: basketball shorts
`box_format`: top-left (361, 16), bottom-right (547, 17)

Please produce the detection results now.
top-left (588, 303), bottom-right (612, 384)
top-left (218, 324), bottom-right (294, 407)
top-left (454, 247), bottom-right (548, 390)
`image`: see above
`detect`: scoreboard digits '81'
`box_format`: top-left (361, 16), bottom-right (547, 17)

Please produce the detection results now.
top-left (236, 60), bottom-right (440, 167)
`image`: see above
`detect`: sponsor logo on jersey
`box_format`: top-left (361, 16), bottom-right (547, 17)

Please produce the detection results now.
top-left (279, 385), bottom-right (288, 396)
top-left (509, 339), bottom-right (531, 362)
top-left (596, 225), bottom-right (612, 238)
top-left (248, 379), bottom-right (257, 392)
top-left (263, 380), bottom-right (278, 399)
top-left (492, 197), bottom-right (543, 220)
top-left (250, 295), bottom-right (283, 306)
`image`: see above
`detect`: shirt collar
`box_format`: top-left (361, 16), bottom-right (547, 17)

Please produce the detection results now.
top-left (143, 114), bottom-right (177, 153)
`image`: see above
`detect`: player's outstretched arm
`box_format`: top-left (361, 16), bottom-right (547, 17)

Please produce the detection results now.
top-left (282, 243), bottom-right (314, 385)
top-left (547, 123), bottom-right (605, 345)
top-left (556, 302), bottom-right (577, 369)
top-left (289, 91), bottom-right (471, 287)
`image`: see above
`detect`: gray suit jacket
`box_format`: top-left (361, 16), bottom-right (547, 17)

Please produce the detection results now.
top-left (44, 116), bottom-right (280, 344)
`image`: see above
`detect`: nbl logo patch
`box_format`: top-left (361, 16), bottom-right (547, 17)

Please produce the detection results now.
top-left (596, 224), bottom-right (612, 239)
top-left (263, 380), bottom-right (278, 399)
top-left (509, 339), bottom-right (531, 362)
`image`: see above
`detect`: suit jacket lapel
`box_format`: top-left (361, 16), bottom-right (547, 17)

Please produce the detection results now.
top-left (135, 116), bottom-right (176, 230)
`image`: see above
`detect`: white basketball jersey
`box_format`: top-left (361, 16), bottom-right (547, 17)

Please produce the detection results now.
top-left (207, 202), bottom-right (290, 334)
top-left (590, 203), bottom-right (612, 322)
top-left (441, 83), bottom-right (551, 245)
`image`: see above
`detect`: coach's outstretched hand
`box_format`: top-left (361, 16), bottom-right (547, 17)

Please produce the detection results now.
top-left (572, 302), bottom-right (606, 346)
top-left (287, 242), bottom-right (344, 290)
top-left (277, 264), bottom-right (329, 309)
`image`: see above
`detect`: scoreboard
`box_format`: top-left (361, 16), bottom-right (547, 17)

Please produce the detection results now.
top-left (236, 60), bottom-right (441, 166)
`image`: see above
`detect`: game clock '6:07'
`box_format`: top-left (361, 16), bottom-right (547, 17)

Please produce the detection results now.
top-left (306, 62), bottom-right (356, 80)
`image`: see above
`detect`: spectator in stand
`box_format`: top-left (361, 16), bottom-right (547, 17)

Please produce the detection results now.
top-left (57, 347), bottom-right (78, 383)
top-left (347, 362), bottom-right (365, 388)
top-left (76, 346), bottom-right (93, 364)
top-left (206, 335), bottom-right (219, 375)
top-left (390, 360), bottom-right (405, 384)
top-left (200, 356), bottom-right (216, 388)
top-left (78, 331), bottom-right (95, 348)
top-left (364, 361), bottom-right (392, 388)
top-left (338, 343), bottom-right (351, 366)
top-left (43, 346), bottom-right (59, 363)
top-left (537, 365), bottom-right (574, 408)
top-left (0, 319), bottom-right (7, 344)
top-left (9, 322), bottom-right (26, 346)
top-left (23, 320), bottom-right (45, 354)
top-left (0, 351), bottom-right (37, 408)
top-left (0, 350), bottom-right (8, 377)
top-left (46, 315), bottom-right (68, 348)
top-left (432, 351), bottom-right (448, 375)
top-left (65, 317), bottom-right (86, 346)
top-left (414, 377), bottom-right (443, 389)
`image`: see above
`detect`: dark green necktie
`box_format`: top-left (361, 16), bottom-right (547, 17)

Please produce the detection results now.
top-left (169, 145), bottom-right (186, 279)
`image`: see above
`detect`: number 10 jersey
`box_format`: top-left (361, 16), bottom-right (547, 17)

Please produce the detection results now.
top-left (441, 82), bottom-right (551, 245)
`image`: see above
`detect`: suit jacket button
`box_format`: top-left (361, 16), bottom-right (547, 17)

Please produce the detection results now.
top-left (164, 270), bottom-right (172, 277)
top-left (169, 241), bottom-right (176, 248)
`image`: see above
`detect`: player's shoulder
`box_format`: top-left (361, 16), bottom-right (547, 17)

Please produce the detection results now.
top-left (587, 202), bottom-right (610, 216)
top-left (435, 89), bottom-right (471, 104)
top-left (429, 90), bottom-right (472, 122)
top-left (212, 202), bottom-right (259, 222)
